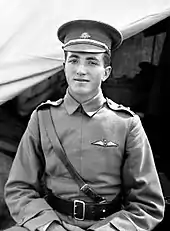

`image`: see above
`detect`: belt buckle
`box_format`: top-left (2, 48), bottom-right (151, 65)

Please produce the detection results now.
top-left (73, 199), bottom-right (85, 220)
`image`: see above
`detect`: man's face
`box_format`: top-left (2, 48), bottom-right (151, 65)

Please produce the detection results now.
top-left (64, 51), bottom-right (111, 101)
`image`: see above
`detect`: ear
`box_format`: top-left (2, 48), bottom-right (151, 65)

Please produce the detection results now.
top-left (102, 66), bottom-right (112, 82)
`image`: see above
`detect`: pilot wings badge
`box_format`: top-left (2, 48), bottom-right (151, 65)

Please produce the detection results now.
top-left (91, 139), bottom-right (118, 147)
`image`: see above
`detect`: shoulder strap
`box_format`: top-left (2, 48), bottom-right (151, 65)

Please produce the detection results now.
top-left (41, 108), bottom-right (107, 204)
top-left (106, 98), bottom-right (135, 116)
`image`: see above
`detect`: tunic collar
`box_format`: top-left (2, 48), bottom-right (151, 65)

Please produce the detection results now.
top-left (64, 89), bottom-right (106, 117)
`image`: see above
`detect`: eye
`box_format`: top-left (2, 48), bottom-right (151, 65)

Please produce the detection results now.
top-left (88, 60), bottom-right (98, 66)
top-left (68, 58), bottom-right (78, 64)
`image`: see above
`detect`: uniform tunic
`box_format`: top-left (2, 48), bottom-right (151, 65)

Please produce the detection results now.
top-left (4, 90), bottom-right (165, 231)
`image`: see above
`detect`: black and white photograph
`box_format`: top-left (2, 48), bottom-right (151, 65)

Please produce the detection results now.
top-left (0, 1), bottom-right (169, 230)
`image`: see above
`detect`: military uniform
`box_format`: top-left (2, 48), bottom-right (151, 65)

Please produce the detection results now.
top-left (4, 90), bottom-right (164, 231)
top-left (4, 19), bottom-right (164, 231)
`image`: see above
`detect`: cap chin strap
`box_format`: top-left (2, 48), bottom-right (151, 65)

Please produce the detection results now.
top-left (63, 38), bottom-right (111, 55)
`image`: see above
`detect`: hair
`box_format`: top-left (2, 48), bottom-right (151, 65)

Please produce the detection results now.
top-left (103, 52), bottom-right (111, 68)
top-left (64, 51), bottom-right (111, 68)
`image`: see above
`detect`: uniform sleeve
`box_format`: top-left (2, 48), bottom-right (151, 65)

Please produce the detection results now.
top-left (88, 114), bottom-right (165, 231)
top-left (4, 110), bottom-right (61, 231)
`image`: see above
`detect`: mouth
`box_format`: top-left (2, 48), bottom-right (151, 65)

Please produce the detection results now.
top-left (74, 78), bottom-right (89, 82)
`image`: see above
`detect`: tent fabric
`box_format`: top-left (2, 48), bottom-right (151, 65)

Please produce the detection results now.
top-left (0, 0), bottom-right (170, 105)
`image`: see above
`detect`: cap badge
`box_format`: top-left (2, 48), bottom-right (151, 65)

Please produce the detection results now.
top-left (79, 32), bottom-right (91, 39)
top-left (91, 139), bottom-right (118, 148)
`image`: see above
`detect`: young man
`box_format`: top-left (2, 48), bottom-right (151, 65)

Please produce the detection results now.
top-left (4, 20), bottom-right (164, 231)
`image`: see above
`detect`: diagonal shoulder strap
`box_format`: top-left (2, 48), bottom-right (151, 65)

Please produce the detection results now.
top-left (41, 107), bottom-right (107, 204)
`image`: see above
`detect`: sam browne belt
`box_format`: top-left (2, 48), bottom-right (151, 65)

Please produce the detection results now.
top-left (41, 107), bottom-right (122, 220)
top-left (46, 192), bottom-right (121, 221)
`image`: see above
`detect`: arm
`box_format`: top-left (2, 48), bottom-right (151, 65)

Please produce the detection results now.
top-left (39, 221), bottom-right (67, 231)
top-left (4, 110), bottom-right (61, 231)
top-left (38, 221), bottom-right (85, 231)
top-left (88, 114), bottom-right (165, 231)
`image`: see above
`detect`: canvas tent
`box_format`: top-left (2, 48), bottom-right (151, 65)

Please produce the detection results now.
top-left (0, 0), bottom-right (170, 106)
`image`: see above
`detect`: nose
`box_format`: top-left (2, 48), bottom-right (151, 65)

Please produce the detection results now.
top-left (76, 64), bottom-right (86, 76)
